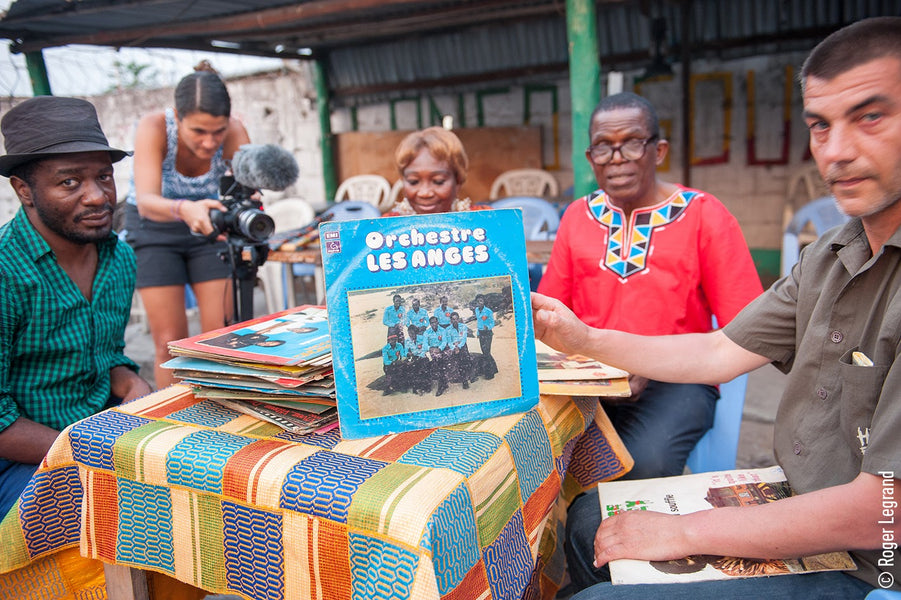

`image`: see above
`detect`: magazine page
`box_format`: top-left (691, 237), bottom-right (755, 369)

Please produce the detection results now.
top-left (320, 209), bottom-right (539, 439)
top-left (598, 466), bottom-right (856, 584)
top-left (168, 305), bottom-right (331, 366)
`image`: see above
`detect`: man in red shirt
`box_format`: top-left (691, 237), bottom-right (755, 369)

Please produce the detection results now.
top-left (538, 92), bottom-right (762, 591)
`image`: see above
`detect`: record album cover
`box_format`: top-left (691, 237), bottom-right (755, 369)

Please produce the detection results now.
top-left (321, 209), bottom-right (539, 439)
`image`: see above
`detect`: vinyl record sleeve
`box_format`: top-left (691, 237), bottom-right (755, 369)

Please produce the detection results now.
top-left (321, 209), bottom-right (539, 439)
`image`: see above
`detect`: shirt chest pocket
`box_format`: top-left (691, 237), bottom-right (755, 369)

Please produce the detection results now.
top-left (838, 346), bottom-right (889, 452)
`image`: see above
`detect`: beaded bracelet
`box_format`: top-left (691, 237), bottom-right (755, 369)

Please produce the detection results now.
top-left (172, 199), bottom-right (185, 221)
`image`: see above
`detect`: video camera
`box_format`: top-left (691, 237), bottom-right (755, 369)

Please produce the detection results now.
top-left (208, 143), bottom-right (300, 244)
top-left (213, 144), bottom-right (300, 323)
top-left (209, 175), bottom-right (275, 243)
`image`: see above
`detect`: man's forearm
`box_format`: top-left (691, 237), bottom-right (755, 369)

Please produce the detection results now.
top-left (109, 365), bottom-right (152, 401)
top-left (687, 472), bottom-right (889, 556)
top-left (531, 292), bottom-right (769, 385)
top-left (581, 328), bottom-right (768, 385)
top-left (0, 418), bottom-right (59, 464)
top-left (595, 472), bottom-right (891, 567)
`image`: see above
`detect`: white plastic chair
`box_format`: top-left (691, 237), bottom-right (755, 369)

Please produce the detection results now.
top-left (258, 199), bottom-right (316, 312)
top-left (387, 179), bottom-right (404, 210)
top-left (488, 168), bottom-right (559, 200)
top-left (780, 196), bottom-right (850, 277)
top-left (334, 174), bottom-right (391, 209)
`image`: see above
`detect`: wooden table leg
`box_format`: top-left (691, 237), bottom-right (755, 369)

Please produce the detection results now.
top-left (103, 563), bottom-right (150, 600)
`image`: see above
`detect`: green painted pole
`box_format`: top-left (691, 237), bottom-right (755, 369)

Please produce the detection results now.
top-left (566, 0), bottom-right (600, 199)
top-left (313, 59), bottom-right (337, 204)
top-left (24, 51), bottom-right (52, 96)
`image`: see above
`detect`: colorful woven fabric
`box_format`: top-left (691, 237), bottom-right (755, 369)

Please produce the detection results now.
top-left (0, 386), bottom-right (632, 599)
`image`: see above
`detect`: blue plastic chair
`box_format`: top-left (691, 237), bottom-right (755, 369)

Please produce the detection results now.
top-left (489, 196), bottom-right (560, 241)
top-left (781, 196), bottom-right (850, 277)
top-left (685, 371), bottom-right (748, 473)
top-left (866, 591), bottom-right (901, 599)
top-left (323, 200), bottom-right (382, 221)
top-left (685, 317), bottom-right (749, 473)
top-left (490, 196), bottom-right (560, 290)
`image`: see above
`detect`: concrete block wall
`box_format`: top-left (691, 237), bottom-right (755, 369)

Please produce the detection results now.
top-left (0, 63), bottom-right (324, 219)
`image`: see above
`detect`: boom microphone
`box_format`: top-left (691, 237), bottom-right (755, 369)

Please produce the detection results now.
top-left (231, 144), bottom-right (299, 191)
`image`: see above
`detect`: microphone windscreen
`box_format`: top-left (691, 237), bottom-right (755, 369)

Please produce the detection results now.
top-left (232, 144), bottom-right (299, 191)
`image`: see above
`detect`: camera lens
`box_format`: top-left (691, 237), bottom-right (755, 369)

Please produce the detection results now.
top-left (236, 209), bottom-right (275, 242)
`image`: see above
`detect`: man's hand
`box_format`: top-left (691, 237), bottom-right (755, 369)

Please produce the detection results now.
top-left (593, 510), bottom-right (693, 568)
top-left (109, 365), bottom-right (152, 402)
top-left (530, 292), bottom-right (590, 355)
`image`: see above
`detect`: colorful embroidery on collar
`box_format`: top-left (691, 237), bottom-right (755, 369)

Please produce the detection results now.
top-left (587, 189), bottom-right (696, 278)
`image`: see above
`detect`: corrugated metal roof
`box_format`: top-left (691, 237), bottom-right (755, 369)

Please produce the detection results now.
top-left (0, 0), bottom-right (898, 103)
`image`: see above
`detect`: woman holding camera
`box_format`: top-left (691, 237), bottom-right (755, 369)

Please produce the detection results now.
top-left (124, 62), bottom-right (250, 387)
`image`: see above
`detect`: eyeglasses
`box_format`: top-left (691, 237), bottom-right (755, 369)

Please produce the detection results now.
top-left (586, 137), bottom-right (658, 165)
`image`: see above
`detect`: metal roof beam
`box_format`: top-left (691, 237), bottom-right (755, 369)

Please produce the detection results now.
top-left (11, 0), bottom-right (432, 52)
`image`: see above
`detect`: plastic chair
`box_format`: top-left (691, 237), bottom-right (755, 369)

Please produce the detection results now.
top-left (685, 372), bottom-right (748, 473)
top-left (388, 179), bottom-right (404, 210)
top-left (490, 196), bottom-right (561, 291)
top-left (489, 196), bottom-right (560, 241)
top-left (685, 317), bottom-right (748, 474)
top-left (258, 199), bottom-right (316, 312)
top-left (866, 591), bottom-right (901, 599)
top-left (322, 200), bottom-right (382, 221)
top-left (781, 196), bottom-right (850, 277)
top-left (489, 168), bottom-right (559, 200)
top-left (334, 174), bottom-right (391, 210)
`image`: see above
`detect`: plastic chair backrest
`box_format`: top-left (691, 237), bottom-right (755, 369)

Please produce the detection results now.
top-left (256, 199), bottom-right (316, 313)
top-left (388, 179), bottom-right (404, 209)
top-left (489, 168), bottom-right (559, 200)
top-left (865, 591), bottom-right (901, 600)
top-left (490, 196), bottom-right (560, 241)
top-left (780, 196), bottom-right (850, 277)
top-left (323, 200), bottom-right (382, 222)
top-left (334, 174), bottom-right (391, 209)
top-left (685, 317), bottom-right (748, 473)
top-left (265, 198), bottom-right (315, 233)
top-left (685, 372), bottom-right (748, 473)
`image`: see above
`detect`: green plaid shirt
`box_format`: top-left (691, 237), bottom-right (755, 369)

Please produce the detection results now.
top-left (0, 209), bottom-right (138, 433)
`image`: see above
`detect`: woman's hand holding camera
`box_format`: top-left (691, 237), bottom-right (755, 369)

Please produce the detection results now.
top-left (178, 198), bottom-right (226, 237)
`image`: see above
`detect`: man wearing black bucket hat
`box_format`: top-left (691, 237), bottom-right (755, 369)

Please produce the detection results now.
top-left (0, 96), bottom-right (151, 518)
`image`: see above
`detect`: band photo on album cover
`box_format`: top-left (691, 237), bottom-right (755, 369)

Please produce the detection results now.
top-left (346, 275), bottom-right (522, 421)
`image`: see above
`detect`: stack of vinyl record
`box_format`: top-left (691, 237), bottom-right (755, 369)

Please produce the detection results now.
top-left (164, 305), bottom-right (337, 434)
top-left (535, 339), bottom-right (631, 398)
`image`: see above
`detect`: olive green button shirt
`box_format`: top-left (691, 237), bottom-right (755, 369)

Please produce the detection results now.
top-left (0, 209), bottom-right (138, 433)
top-left (724, 217), bottom-right (901, 590)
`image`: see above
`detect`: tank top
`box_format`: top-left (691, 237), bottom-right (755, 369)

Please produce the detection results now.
top-left (126, 107), bottom-right (227, 205)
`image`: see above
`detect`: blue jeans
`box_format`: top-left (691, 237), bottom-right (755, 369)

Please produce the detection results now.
top-left (571, 571), bottom-right (874, 599)
top-left (566, 382), bottom-right (717, 591)
top-left (605, 381), bottom-right (718, 480)
top-left (0, 458), bottom-right (39, 519)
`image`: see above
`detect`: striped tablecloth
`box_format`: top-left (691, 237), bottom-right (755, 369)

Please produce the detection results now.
top-left (0, 385), bottom-right (632, 600)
